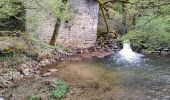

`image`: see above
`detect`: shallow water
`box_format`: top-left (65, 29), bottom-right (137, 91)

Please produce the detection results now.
top-left (62, 53), bottom-right (170, 99)
top-left (2, 53), bottom-right (170, 100)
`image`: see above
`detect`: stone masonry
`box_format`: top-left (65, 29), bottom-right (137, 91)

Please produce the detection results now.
top-left (26, 0), bottom-right (56, 43)
top-left (57, 0), bottom-right (99, 48)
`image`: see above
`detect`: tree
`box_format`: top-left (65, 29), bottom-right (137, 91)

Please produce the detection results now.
top-left (97, 0), bottom-right (170, 35)
top-left (0, 0), bottom-right (25, 31)
top-left (48, 0), bottom-right (67, 46)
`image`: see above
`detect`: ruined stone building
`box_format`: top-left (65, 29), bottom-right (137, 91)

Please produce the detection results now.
top-left (26, 0), bottom-right (99, 48)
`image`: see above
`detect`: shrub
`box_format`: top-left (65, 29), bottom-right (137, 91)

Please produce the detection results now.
top-left (29, 95), bottom-right (42, 100)
top-left (50, 80), bottom-right (69, 99)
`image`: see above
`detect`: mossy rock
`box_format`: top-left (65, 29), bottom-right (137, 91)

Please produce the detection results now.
top-left (0, 48), bottom-right (15, 61)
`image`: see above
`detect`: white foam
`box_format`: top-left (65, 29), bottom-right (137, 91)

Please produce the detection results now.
top-left (116, 43), bottom-right (143, 64)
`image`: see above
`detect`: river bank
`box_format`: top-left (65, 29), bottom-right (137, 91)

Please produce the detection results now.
top-left (1, 56), bottom-right (170, 100)
top-left (1, 42), bottom-right (170, 100)
top-left (0, 45), bottom-right (116, 99)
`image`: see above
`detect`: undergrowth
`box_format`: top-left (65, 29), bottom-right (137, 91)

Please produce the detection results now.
top-left (29, 95), bottom-right (42, 100)
top-left (0, 32), bottom-right (54, 68)
top-left (50, 80), bottom-right (69, 99)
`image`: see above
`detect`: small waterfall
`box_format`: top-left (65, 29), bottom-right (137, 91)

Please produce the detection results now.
top-left (114, 43), bottom-right (144, 65)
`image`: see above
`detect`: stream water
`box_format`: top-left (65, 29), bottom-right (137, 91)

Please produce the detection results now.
top-left (2, 43), bottom-right (170, 100)
top-left (63, 43), bottom-right (170, 99)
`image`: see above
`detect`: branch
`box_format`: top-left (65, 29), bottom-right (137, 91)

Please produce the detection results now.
top-left (97, 0), bottom-right (108, 11)
top-left (103, 0), bottom-right (134, 5)
top-left (33, 0), bottom-right (49, 13)
top-left (139, 2), bottom-right (170, 9)
top-left (132, 13), bottom-right (163, 29)
top-left (144, 13), bottom-right (163, 25)
top-left (99, 5), bottom-right (109, 36)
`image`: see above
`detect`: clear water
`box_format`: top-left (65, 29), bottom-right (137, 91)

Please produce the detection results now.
top-left (100, 43), bottom-right (170, 87)
top-left (55, 43), bottom-right (170, 99)
top-left (78, 43), bottom-right (170, 98)
top-left (93, 43), bottom-right (170, 98)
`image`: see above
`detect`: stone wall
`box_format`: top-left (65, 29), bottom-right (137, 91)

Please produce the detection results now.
top-left (26, 0), bottom-right (56, 43)
top-left (57, 0), bottom-right (99, 48)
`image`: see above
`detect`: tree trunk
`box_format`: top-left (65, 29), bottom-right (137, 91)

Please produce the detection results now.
top-left (49, 18), bottom-right (61, 46)
top-left (122, 0), bottom-right (128, 34)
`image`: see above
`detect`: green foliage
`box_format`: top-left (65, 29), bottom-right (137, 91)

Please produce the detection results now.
top-left (0, 32), bottom-right (54, 68)
top-left (47, 0), bottom-right (65, 18)
top-left (0, 0), bottom-right (23, 18)
top-left (0, 0), bottom-right (25, 31)
top-left (122, 30), bottom-right (170, 52)
top-left (0, 48), bottom-right (15, 61)
top-left (29, 95), bottom-right (42, 100)
top-left (50, 80), bottom-right (69, 99)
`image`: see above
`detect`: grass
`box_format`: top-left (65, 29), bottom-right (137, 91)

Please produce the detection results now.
top-left (0, 32), bottom-right (54, 68)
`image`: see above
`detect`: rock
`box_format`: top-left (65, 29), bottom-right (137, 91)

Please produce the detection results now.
top-left (155, 51), bottom-right (161, 55)
top-left (19, 63), bottom-right (36, 76)
top-left (48, 69), bottom-right (58, 73)
top-left (0, 62), bottom-right (4, 68)
top-left (163, 48), bottom-right (169, 52)
top-left (20, 67), bottom-right (34, 76)
top-left (163, 96), bottom-right (170, 100)
top-left (96, 46), bottom-right (101, 50)
top-left (113, 46), bottom-right (119, 49)
top-left (44, 81), bottom-right (51, 85)
top-left (88, 47), bottom-right (95, 52)
top-left (152, 98), bottom-right (159, 100)
top-left (161, 51), bottom-right (168, 55)
top-left (42, 72), bottom-right (51, 77)
top-left (10, 72), bottom-right (23, 81)
top-left (2, 73), bottom-right (13, 81)
top-left (76, 48), bottom-right (83, 54)
top-left (39, 59), bottom-right (51, 67)
top-left (155, 47), bottom-right (163, 51)
top-left (34, 71), bottom-right (40, 74)
top-left (0, 79), bottom-right (13, 88)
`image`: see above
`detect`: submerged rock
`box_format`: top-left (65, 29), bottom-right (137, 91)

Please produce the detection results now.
top-left (48, 69), bottom-right (58, 73)
top-left (0, 62), bottom-right (4, 68)
top-left (163, 96), bottom-right (170, 100)
top-left (0, 79), bottom-right (13, 88)
top-left (42, 72), bottom-right (51, 77)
